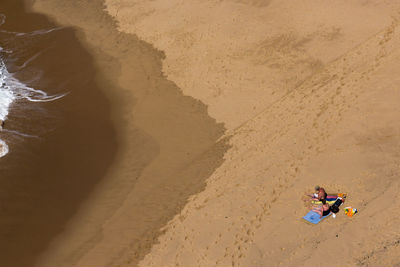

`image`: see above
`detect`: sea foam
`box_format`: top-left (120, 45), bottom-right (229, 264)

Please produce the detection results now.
top-left (0, 14), bottom-right (66, 157)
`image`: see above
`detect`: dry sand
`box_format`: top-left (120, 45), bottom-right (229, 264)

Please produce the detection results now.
top-left (32, 0), bottom-right (400, 266)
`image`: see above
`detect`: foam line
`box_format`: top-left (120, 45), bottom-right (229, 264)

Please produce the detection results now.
top-left (0, 47), bottom-right (13, 54)
top-left (0, 53), bottom-right (67, 157)
top-left (0, 27), bottom-right (64, 37)
top-left (0, 14), bottom-right (5, 26)
top-left (2, 129), bottom-right (39, 139)
top-left (25, 92), bottom-right (69, 102)
top-left (16, 49), bottom-right (49, 70)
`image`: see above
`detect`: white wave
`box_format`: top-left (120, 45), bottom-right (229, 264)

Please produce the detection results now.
top-left (0, 27), bottom-right (64, 37)
top-left (0, 55), bottom-right (67, 157)
top-left (0, 62), bottom-right (16, 121)
top-left (1, 59), bottom-right (66, 104)
top-left (16, 49), bottom-right (48, 70)
top-left (0, 61), bottom-right (16, 157)
top-left (0, 15), bottom-right (67, 157)
top-left (0, 47), bottom-right (13, 54)
top-left (0, 139), bottom-right (9, 157)
top-left (16, 27), bottom-right (64, 36)
top-left (2, 129), bottom-right (39, 139)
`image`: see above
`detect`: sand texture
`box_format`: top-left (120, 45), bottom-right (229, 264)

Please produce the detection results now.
top-left (30, 0), bottom-right (400, 266)
top-left (104, 0), bottom-right (400, 266)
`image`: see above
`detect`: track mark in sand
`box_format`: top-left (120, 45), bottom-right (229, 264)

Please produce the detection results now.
top-left (215, 15), bottom-right (400, 266)
top-left (222, 13), bottom-right (400, 141)
top-left (353, 179), bottom-right (400, 266)
top-left (357, 238), bottom-right (400, 266)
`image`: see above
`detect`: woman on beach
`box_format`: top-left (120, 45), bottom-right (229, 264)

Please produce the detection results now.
top-left (312, 199), bottom-right (331, 218)
top-left (313, 185), bottom-right (327, 201)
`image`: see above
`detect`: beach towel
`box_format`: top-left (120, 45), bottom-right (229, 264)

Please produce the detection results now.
top-left (311, 198), bottom-right (336, 205)
top-left (303, 210), bottom-right (331, 224)
top-left (311, 193), bottom-right (347, 205)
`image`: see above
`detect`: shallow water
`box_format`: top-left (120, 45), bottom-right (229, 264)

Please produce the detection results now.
top-left (0, 57), bottom-right (66, 156)
top-left (0, 1), bottom-right (117, 266)
top-left (0, 9), bottom-right (70, 158)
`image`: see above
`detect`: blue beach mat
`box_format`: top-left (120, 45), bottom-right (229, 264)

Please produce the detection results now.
top-left (303, 211), bottom-right (331, 224)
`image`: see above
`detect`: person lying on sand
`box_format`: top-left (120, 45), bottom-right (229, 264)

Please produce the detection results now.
top-left (312, 199), bottom-right (331, 218)
top-left (312, 185), bottom-right (327, 201)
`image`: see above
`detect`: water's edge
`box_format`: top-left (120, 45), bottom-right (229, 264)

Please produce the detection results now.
top-left (29, 0), bottom-right (230, 266)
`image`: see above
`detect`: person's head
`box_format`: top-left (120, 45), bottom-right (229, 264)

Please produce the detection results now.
top-left (315, 185), bottom-right (320, 191)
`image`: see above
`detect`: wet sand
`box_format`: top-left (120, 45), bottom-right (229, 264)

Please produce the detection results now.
top-left (26, 0), bottom-right (228, 267)
top-left (0, 1), bottom-right (116, 266)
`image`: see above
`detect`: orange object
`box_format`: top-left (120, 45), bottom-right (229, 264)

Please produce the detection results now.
top-left (344, 207), bottom-right (357, 217)
top-left (348, 211), bottom-right (353, 217)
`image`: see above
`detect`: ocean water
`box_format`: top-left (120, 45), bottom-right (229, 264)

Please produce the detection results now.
top-left (0, 13), bottom-right (66, 157)
top-left (0, 3), bottom-right (119, 266)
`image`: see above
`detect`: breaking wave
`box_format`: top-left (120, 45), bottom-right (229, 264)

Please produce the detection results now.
top-left (0, 14), bottom-right (66, 157)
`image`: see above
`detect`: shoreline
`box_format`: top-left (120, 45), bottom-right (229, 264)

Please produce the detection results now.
top-left (29, 0), bottom-right (228, 266)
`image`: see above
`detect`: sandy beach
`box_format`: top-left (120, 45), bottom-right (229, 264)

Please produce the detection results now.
top-left (25, 0), bottom-right (400, 266)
